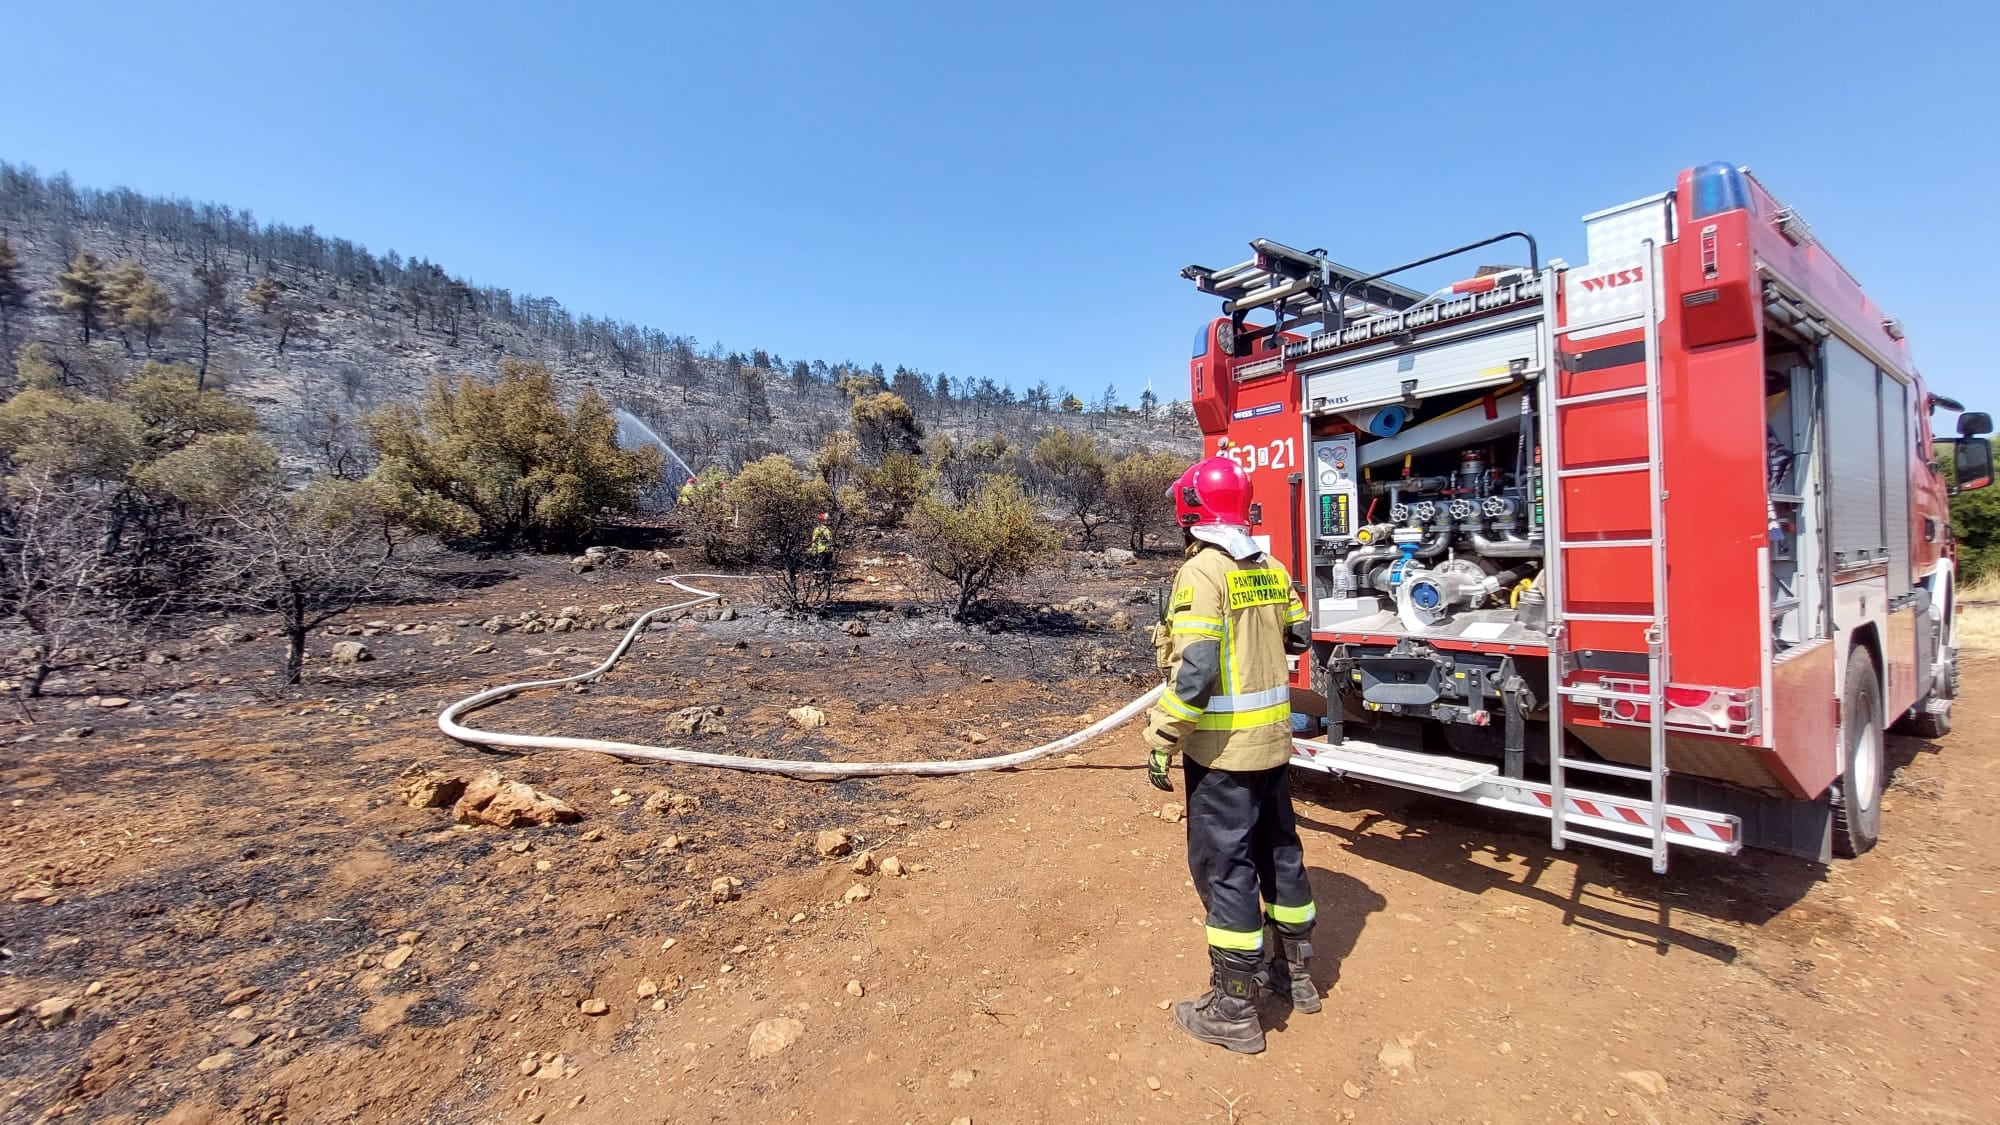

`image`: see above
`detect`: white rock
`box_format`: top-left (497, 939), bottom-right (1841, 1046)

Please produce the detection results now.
top-left (1377, 1040), bottom-right (1415, 1071)
top-left (748, 1016), bottom-right (805, 1058)
top-left (1622, 1070), bottom-right (1668, 1097)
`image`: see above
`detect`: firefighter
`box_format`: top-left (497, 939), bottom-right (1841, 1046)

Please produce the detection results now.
top-left (1144, 452), bottom-right (1318, 1054)
top-left (808, 506), bottom-right (832, 576)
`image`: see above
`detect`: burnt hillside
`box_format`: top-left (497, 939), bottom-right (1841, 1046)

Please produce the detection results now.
top-left (0, 162), bottom-right (1198, 475)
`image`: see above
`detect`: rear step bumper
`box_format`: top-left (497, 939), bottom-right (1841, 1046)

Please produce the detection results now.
top-left (1290, 737), bottom-right (1743, 857)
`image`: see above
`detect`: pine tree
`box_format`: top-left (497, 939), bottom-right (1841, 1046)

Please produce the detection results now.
top-left (0, 236), bottom-right (28, 346)
top-left (107, 260), bottom-right (172, 354)
top-left (53, 250), bottom-right (110, 344)
top-left (245, 276), bottom-right (305, 354)
top-left (190, 260), bottom-right (232, 387)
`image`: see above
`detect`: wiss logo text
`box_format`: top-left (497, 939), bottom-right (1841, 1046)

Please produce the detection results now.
top-left (1578, 266), bottom-right (1645, 293)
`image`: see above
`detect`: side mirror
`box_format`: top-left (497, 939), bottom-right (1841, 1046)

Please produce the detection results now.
top-left (1954, 437), bottom-right (1993, 492)
top-left (1960, 411), bottom-right (1994, 437)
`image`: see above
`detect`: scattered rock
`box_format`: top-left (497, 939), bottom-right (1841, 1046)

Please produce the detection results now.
top-left (220, 986), bottom-right (262, 1007)
top-left (381, 946), bottom-right (413, 972)
top-left (52, 726), bottom-right (93, 743)
top-left (579, 998), bottom-right (610, 1017)
top-left (965, 731), bottom-right (990, 745)
top-left (880, 856), bottom-right (906, 878)
top-left (1343, 1081), bottom-right (1365, 1099)
top-left (787, 705), bottom-right (828, 729)
top-left (711, 877), bottom-right (739, 903)
top-left (570, 556), bottom-right (596, 574)
top-left (844, 620), bottom-right (870, 638)
top-left (196, 1049), bottom-right (236, 1072)
top-left (470, 642), bottom-right (496, 655)
top-left (936, 820), bottom-right (955, 830)
top-left (845, 980), bottom-right (864, 997)
top-left (228, 1005), bottom-right (255, 1020)
top-left (663, 705), bottom-right (729, 737)
top-left (636, 979), bottom-right (659, 999)
top-left (330, 641), bottom-right (373, 665)
top-left (814, 829), bottom-right (853, 858)
top-left (1622, 1071), bottom-right (1668, 1097)
top-left (609, 792), bottom-right (634, 807)
top-left (226, 1027), bottom-right (261, 1050)
top-left (1107, 610), bottom-right (1132, 631)
top-left (518, 1055), bottom-right (540, 1077)
top-left (1377, 1040), bottom-right (1416, 1071)
top-left (747, 1016), bottom-right (805, 1059)
top-left (850, 852), bottom-right (877, 876)
top-left (208, 623), bottom-right (256, 643)
top-left (948, 1068), bottom-right (977, 1089)
top-left (10, 886), bottom-right (55, 903)
top-left (644, 789), bottom-right (701, 816)
top-left (452, 772), bottom-right (581, 828)
top-left (842, 884), bottom-right (872, 904)
top-left (1159, 803), bottom-right (1184, 824)
top-left (580, 828), bottom-right (603, 842)
top-left (1102, 547), bottom-right (1138, 567)
top-left (32, 997), bottom-right (76, 1029)
top-left (1146, 1076), bottom-right (1162, 1091)
top-left (96, 696), bottom-right (132, 709)
top-left (398, 765), bottom-right (468, 810)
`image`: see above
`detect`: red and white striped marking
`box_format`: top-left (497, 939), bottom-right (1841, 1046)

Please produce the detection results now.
top-left (1533, 792), bottom-right (1736, 845)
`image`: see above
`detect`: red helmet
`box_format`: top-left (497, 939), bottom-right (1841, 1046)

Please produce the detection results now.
top-left (1172, 453), bottom-right (1254, 527)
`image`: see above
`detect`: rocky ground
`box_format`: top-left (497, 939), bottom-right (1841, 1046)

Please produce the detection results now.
top-left (2, 550), bottom-right (1996, 1124)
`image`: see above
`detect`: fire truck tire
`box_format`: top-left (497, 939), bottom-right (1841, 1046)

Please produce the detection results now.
top-left (1831, 647), bottom-right (1884, 858)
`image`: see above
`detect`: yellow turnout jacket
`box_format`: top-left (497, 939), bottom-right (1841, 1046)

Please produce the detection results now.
top-left (1147, 543), bottom-right (1307, 771)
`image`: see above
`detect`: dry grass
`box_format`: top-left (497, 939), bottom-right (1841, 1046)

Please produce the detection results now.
top-left (1962, 572), bottom-right (2000, 603)
top-left (1958, 573), bottom-right (2000, 653)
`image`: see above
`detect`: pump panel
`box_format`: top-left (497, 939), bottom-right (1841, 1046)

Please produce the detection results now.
top-left (1310, 434), bottom-right (1358, 543)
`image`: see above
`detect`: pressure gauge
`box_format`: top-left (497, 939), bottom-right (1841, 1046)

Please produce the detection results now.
top-left (1319, 468), bottom-right (1339, 487)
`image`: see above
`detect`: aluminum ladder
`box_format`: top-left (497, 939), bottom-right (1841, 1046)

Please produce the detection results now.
top-left (1541, 240), bottom-right (1673, 873)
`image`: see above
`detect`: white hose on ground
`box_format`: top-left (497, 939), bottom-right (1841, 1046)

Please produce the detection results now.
top-left (436, 573), bottom-right (1163, 779)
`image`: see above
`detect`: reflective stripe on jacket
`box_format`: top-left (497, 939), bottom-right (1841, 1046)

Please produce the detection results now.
top-left (1147, 544), bottom-right (1306, 771)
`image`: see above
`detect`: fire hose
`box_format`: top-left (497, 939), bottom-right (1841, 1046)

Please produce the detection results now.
top-left (437, 574), bottom-right (1163, 778)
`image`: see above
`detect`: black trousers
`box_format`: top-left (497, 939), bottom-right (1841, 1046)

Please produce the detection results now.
top-left (1184, 760), bottom-right (1316, 970)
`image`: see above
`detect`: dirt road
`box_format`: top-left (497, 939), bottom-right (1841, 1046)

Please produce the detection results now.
top-left (558, 657), bottom-right (1998, 1125)
top-left (2, 556), bottom-right (1994, 1123)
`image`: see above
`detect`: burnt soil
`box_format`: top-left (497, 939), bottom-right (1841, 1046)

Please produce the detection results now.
top-left (2, 546), bottom-right (1996, 1124)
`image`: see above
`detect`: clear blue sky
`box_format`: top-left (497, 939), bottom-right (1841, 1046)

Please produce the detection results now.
top-left (4, 1), bottom-right (1996, 409)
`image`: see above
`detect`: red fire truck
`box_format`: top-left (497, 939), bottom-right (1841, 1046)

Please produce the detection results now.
top-left (1180, 161), bottom-right (1993, 870)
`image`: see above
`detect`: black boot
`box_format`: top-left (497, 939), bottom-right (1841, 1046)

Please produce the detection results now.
top-left (1269, 937), bottom-right (1320, 1013)
top-left (1173, 956), bottom-right (1265, 1054)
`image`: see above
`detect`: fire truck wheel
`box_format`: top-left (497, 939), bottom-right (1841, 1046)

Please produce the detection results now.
top-left (1831, 647), bottom-right (1884, 858)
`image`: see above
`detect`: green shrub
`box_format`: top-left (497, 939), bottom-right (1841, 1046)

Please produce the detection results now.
top-left (910, 474), bottom-right (1059, 620)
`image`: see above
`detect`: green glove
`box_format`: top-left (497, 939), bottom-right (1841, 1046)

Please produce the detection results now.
top-left (1148, 748), bottom-right (1173, 792)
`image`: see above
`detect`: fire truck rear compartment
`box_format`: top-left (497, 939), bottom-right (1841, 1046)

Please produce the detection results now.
top-left (1307, 389), bottom-right (1547, 646)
